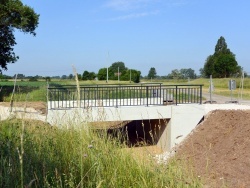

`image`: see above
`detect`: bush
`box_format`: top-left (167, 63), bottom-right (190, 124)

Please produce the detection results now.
top-left (28, 77), bottom-right (38, 81)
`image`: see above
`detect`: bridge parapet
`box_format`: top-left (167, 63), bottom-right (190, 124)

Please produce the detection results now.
top-left (47, 84), bottom-right (203, 109)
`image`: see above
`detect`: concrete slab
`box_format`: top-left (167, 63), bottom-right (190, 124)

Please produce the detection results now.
top-left (47, 105), bottom-right (172, 126)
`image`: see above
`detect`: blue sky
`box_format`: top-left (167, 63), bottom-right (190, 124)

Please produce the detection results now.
top-left (5, 0), bottom-right (250, 77)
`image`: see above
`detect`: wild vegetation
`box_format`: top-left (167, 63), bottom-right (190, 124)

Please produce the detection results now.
top-left (0, 118), bottom-right (202, 187)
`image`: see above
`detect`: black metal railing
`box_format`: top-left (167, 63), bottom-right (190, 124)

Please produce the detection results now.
top-left (47, 84), bottom-right (203, 109)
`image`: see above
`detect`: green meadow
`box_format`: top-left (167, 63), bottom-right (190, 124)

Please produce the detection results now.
top-left (1, 77), bottom-right (250, 102)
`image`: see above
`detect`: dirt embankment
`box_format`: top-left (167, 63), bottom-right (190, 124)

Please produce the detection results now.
top-left (175, 110), bottom-right (250, 188)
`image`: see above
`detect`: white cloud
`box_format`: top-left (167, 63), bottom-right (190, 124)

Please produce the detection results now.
top-left (108, 11), bottom-right (158, 21)
top-left (102, 0), bottom-right (187, 21)
top-left (104, 0), bottom-right (158, 11)
top-left (104, 0), bottom-right (188, 11)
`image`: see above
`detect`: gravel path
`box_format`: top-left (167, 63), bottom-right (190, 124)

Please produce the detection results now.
top-left (202, 92), bottom-right (250, 105)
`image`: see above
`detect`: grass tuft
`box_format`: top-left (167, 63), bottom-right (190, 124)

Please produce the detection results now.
top-left (0, 118), bottom-right (202, 187)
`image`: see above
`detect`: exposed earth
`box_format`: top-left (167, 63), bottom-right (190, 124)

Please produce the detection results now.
top-left (175, 110), bottom-right (250, 188)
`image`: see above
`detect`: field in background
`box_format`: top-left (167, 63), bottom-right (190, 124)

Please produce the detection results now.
top-left (1, 77), bottom-right (250, 102)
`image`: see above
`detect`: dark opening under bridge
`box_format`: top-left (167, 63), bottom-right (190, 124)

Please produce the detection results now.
top-left (47, 83), bottom-right (203, 109)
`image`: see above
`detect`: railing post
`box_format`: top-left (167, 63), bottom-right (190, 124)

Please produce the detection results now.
top-left (159, 83), bottom-right (162, 105)
top-left (200, 85), bottom-right (202, 104)
top-left (116, 86), bottom-right (118, 108)
top-left (146, 86), bottom-right (149, 107)
top-left (175, 85), bottom-right (178, 105)
top-left (57, 89), bottom-right (60, 108)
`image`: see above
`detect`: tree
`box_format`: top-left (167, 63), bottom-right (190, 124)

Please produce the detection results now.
top-left (97, 62), bottom-right (140, 82)
top-left (109, 61), bottom-right (127, 80)
top-left (82, 70), bottom-right (96, 80)
top-left (180, 68), bottom-right (196, 79)
top-left (82, 70), bottom-right (90, 80)
top-left (88, 72), bottom-right (96, 80)
top-left (147, 67), bottom-right (157, 79)
top-left (61, 75), bottom-right (67, 79)
top-left (119, 69), bottom-right (141, 83)
top-left (166, 69), bottom-right (182, 79)
top-left (202, 36), bottom-right (241, 78)
top-left (13, 73), bottom-right (25, 79)
top-left (97, 68), bottom-right (107, 80)
top-left (214, 53), bottom-right (240, 78)
top-left (0, 0), bottom-right (39, 72)
top-left (68, 74), bottom-right (73, 79)
top-left (77, 74), bottom-right (82, 80)
top-left (131, 69), bottom-right (141, 83)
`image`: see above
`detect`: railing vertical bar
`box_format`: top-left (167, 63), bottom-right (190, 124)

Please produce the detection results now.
top-left (181, 88), bottom-right (183, 104)
top-left (175, 86), bottom-right (178, 105)
top-left (160, 84), bottom-right (162, 105)
top-left (196, 87), bottom-right (200, 104)
top-left (146, 86), bottom-right (148, 107)
top-left (193, 88), bottom-right (195, 103)
top-left (200, 85), bottom-right (202, 104)
top-left (197, 88), bottom-right (199, 103)
top-left (130, 88), bottom-right (132, 106)
top-left (191, 88), bottom-right (193, 103)
top-left (196, 88), bottom-right (198, 103)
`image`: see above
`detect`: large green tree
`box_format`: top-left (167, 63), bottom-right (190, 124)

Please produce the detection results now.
top-left (82, 70), bottom-right (96, 80)
top-left (202, 36), bottom-right (241, 78)
top-left (97, 62), bottom-right (141, 83)
top-left (108, 61), bottom-right (127, 80)
top-left (147, 67), bottom-right (157, 79)
top-left (180, 68), bottom-right (196, 79)
top-left (0, 0), bottom-right (39, 72)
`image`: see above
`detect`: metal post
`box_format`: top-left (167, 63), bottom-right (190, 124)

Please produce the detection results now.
top-left (230, 79), bottom-right (233, 102)
top-left (209, 75), bottom-right (212, 103)
top-left (116, 86), bottom-right (118, 107)
top-left (175, 85), bottom-right (178, 105)
top-left (200, 85), bottom-right (202, 104)
top-left (159, 83), bottom-right (162, 105)
top-left (146, 86), bottom-right (149, 107)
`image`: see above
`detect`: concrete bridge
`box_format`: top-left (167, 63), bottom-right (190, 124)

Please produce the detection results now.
top-left (46, 84), bottom-right (250, 152)
top-left (1, 84), bottom-right (249, 153)
top-left (47, 103), bottom-right (250, 151)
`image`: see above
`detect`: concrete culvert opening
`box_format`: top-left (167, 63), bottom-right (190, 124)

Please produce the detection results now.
top-left (107, 119), bottom-right (169, 147)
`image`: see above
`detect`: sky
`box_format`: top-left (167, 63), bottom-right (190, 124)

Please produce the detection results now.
top-left (4, 0), bottom-right (250, 77)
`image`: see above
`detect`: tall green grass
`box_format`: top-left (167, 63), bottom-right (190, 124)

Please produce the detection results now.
top-left (0, 118), bottom-right (202, 187)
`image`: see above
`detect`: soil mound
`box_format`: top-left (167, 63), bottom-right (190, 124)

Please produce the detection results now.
top-left (176, 110), bottom-right (250, 188)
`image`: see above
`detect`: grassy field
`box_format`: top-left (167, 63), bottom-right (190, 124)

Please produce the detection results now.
top-left (189, 78), bottom-right (250, 99)
top-left (1, 77), bottom-right (250, 102)
top-left (0, 118), bottom-right (202, 187)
